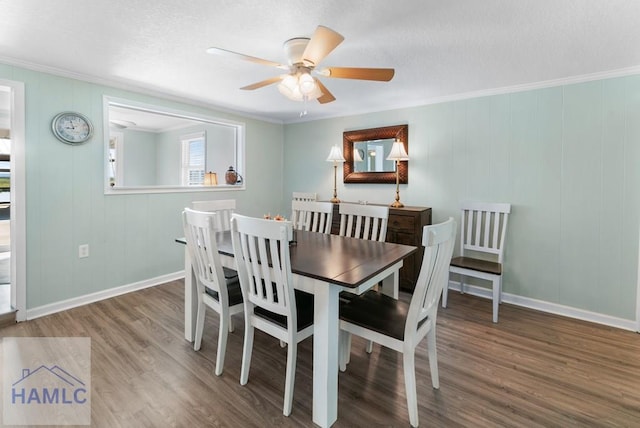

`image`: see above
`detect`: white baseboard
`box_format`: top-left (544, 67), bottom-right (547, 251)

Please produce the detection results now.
top-left (446, 281), bottom-right (638, 332)
top-left (23, 274), bottom-right (637, 332)
top-left (26, 271), bottom-right (185, 320)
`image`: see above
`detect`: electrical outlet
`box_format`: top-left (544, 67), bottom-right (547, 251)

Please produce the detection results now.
top-left (78, 244), bottom-right (89, 258)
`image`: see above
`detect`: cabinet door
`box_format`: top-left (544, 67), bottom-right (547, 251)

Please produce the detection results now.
top-left (390, 230), bottom-right (416, 246)
top-left (387, 215), bottom-right (418, 291)
top-left (387, 208), bottom-right (432, 292)
top-left (387, 215), bottom-right (416, 241)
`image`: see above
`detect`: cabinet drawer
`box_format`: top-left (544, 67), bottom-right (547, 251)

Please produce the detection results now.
top-left (390, 231), bottom-right (416, 246)
top-left (388, 215), bottom-right (415, 233)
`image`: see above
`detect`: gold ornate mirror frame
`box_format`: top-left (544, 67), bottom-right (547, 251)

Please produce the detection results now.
top-left (343, 124), bottom-right (408, 184)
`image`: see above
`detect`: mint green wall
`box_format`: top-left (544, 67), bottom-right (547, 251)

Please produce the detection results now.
top-left (283, 75), bottom-right (640, 320)
top-left (2, 59), bottom-right (638, 321)
top-left (0, 63), bottom-right (284, 310)
top-left (155, 124), bottom-right (236, 186)
top-left (122, 129), bottom-right (156, 186)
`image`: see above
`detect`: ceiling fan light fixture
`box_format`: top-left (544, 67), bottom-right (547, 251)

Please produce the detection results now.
top-left (277, 73), bottom-right (322, 102)
top-left (209, 25), bottom-right (394, 108)
top-left (278, 75), bottom-right (302, 101)
top-left (307, 82), bottom-right (322, 100)
top-left (298, 72), bottom-right (316, 95)
top-left (283, 38), bottom-right (310, 65)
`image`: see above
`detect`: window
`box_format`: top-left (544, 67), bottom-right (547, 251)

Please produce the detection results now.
top-left (181, 132), bottom-right (206, 186)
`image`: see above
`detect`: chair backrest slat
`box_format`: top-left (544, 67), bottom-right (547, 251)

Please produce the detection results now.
top-left (182, 208), bottom-right (227, 298)
top-left (406, 218), bottom-right (456, 336)
top-left (338, 203), bottom-right (389, 242)
top-left (459, 201), bottom-right (511, 262)
top-left (292, 192), bottom-right (317, 202)
top-left (291, 200), bottom-right (333, 234)
top-left (191, 199), bottom-right (236, 231)
top-left (231, 214), bottom-right (295, 318)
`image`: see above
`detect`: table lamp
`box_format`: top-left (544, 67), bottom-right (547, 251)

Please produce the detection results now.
top-left (386, 140), bottom-right (409, 207)
top-left (204, 171), bottom-right (218, 186)
top-left (326, 145), bottom-right (346, 203)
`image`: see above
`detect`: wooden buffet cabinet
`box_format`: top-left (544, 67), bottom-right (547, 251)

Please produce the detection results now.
top-left (329, 203), bottom-right (432, 292)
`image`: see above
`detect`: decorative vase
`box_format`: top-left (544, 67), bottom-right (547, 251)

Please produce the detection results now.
top-left (225, 166), bottom-right (238, 185)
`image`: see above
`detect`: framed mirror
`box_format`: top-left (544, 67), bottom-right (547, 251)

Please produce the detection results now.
top-left (343, 124), bottom-right (408, 184)
top-left (104, 96), bottom-right (245, 194)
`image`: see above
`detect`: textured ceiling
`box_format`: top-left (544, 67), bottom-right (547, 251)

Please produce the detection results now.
top-left (1, 0), bottom-right (639, 123)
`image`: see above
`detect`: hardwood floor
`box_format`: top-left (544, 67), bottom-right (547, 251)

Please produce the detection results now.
top-left (1, 280), bottom-right (639, 427)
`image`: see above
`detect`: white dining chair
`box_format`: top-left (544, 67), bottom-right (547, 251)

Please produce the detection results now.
top-left (338, 203), bottom-right (389, 242)
top-left (292, 191), bottom-right (317, 201)
top-left (230, 214), bottom-right (314, 417)
top-left (182, 208), bottom-right (243, 376)
top-left (339, 218), bottom-right (456, 427)
top-left (191, 199), bottom-right (236, 231)
top-left (443, 201), bottom-right (511, 323)
top-left (291, 200), bottom-right (333, 234)
top-left (338, 202), bottom-right (390, 353)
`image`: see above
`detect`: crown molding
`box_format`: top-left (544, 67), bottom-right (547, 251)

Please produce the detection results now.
top-left (0, 56), bottom-right (284, 125)
top-left (289, 65), bottom-right (640, 124)
top-left (419, 65), bottom-right (640, 106)
top-left (2, 55), bottom-right (639, 126)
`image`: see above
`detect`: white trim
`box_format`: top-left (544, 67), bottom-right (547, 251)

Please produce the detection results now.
top-left (0, 57), bottom-right (284, 125)
top-left (0, 79), bottom-right (26, 322)
top-left (104, 96), bottom-right (246, 128)
top-left (636, 226), bottom-right (640, 332)
top-left (414, 66), bottom-right (640, 108)
top-left (26, 271), bottom-right (185, 320)
top-left (21, 270), bottom-right (637, 330)
top-left (2, 55), bottom-right (639, 126)
top-left (292, 66), bottom-right (640, 124)
top-left (104, 184), bottom-right (246, 195)
top-left (447, 280), bottom-right (637, 332)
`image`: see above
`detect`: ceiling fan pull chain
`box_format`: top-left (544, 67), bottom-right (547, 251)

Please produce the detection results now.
top-left (300, 95), bottom-right (309, 117)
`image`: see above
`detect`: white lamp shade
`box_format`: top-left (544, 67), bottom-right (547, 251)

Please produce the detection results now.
top-left (278, 74), bottom-right (322, 101)
top-left (204, 172), bottom-right (218, 186)
top-left (278, 75), bottom-right (302, 101)
top-left (386, 140), bottom-right (409, 161)
top-left (298, 73), bottom-right (316, 95)
top-left (326, 145), bottom-right (346, 162)
top-left (353, 148), bottom-right (364, 162)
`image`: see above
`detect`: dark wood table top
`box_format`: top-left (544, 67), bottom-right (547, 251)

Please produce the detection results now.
top-left (177, 230), bottom-right (417, 289)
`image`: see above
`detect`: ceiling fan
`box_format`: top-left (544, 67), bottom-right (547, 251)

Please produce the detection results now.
top-left (206, 25), bottom-right (394, 104)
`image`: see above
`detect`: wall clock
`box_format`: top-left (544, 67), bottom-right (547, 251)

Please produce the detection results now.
top-left (51, 112), bottom-right (94, 145)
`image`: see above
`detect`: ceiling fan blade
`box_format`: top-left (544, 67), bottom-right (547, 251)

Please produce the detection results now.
top-left (320, 67), bottom-right (395, 81)
top-left (302, 26), bottom-right (345, 67)
top-left (315, 79), bottom-right (336, 104)
top-left (240, 76), bottom-right (284, 90)
top-left (206, 47), bottom-right (288, 70)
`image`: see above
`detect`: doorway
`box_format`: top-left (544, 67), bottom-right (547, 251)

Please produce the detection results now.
top-left (0, 160), bottom-right (9, 314)
top-left (0, 80), bottom-right (25, 322)
top-left (0, 88), bottom-right (11, 316)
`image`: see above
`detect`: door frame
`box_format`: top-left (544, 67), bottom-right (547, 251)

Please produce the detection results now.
top-left (636, 225), bottom-right (640, 332)
top-left (1, 79), bottom-right (25, 321)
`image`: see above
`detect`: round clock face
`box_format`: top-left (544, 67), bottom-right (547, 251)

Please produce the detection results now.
top-left (52, 112), bottom-right (94, 144)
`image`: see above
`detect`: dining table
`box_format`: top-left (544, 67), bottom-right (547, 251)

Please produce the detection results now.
top-left (177, 229), bottom-right (417, 428)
